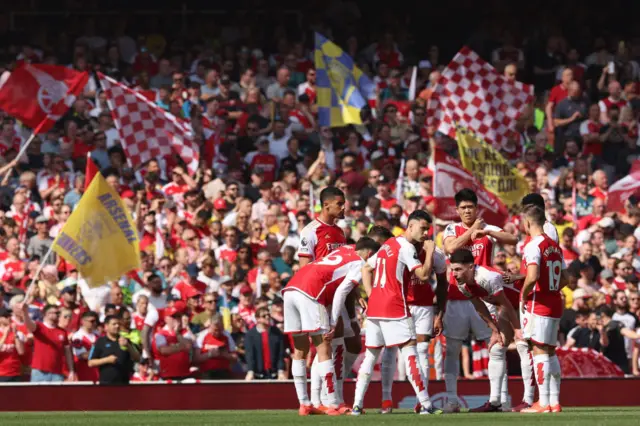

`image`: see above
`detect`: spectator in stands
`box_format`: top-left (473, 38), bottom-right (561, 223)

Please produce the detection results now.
top-left (88, 314), bottom-right (139, 385)
top-left (194, 314), bottom-right (237, 380)
top-left (154, 305), bottom-right (193, 381)
top-left (0, 306), bottom-right (24, 382)
top-left (598, 305), bottom-right (640, 374)
top-left (244, 307), bottom-right (286, 381)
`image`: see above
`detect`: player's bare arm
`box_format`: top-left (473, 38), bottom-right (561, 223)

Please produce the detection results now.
top-left (361, 263), bottom-right (374, 297)
top-left (520, 263), bottom-right (539, 314)
top-left (469, 297), bottom-right (503, 348)
top-left (414, 240), bottom-right (436, 281)
top-left (480, 228), bottom-right (518, 245)
top-left (298, 257), bottom-right (311, 268)
top-left (491, 290), bottom-right (521, 333)
top-left (443, 219), bottom-right (483, 254)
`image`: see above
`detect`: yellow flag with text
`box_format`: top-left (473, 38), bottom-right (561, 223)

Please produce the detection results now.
top-left (456, 128), bottom-right (528, 207)
top-left (52, 173), bottom-right (140, 287)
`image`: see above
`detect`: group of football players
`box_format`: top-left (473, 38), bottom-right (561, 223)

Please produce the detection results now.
top-left (282, 186), bottom-right (566, 416)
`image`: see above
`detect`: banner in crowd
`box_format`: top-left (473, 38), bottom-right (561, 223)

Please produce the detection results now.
top-left (606, 171), bottom-right (640, 213)
top-left (314, 33), bottom-right (375, 127)
top-left (52, 172), bottom-right (141, 287)
top-left (426, 46), bottom-right (534, 146)
top-left (98, 73), bottom-right (199, 174)
top-left (432, 149), bottom-right (509, 227)
top-left (455, 128), bottom-right (528, 207)
top-left (0, 64), bottom-right (88, 133)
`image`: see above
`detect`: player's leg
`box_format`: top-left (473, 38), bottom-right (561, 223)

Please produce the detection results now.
top-left (499, 315), bottom-right (515, 410)
top-left (311, 332), bottom-right (342, 415)
top-left (522, 315), bottom-right (561, 413)
top-left (343, 289), bottom-right (362, 377)
top-left (411, 305), bottom-right (434, 413)
top-left (442, 301), bottom-right (468, 412)
top-left (386, 318), bottom-right (439, 414)
top-left (469, 302), bottom-right (501, 412)
top-left (352, 319), bottom-right (384, 415)
top-left (379, 346), bottom-right (397, 413)
top-left (284, 291), bottom-right (322, 415)
top-left (309, 355), bottom-right (322, 408)
top-left (327, 310), bottom-right (347, 407)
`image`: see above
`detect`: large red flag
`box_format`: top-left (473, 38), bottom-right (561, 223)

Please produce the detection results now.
top-left (432, 149), bottom-right (509, 227)
top-left (0, 64), bottom-right (88, 133)
top-left (84, 153), bottom-right (99, 189)
top-left (606, 172), bottom-right (640, 213)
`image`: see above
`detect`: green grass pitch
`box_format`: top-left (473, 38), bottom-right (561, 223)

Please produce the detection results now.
top-left (0, 408), bottom-right (638, 425)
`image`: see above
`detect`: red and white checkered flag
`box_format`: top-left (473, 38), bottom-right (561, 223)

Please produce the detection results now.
top-left (426, 47), bottom-right (534, 146)
top-left (98, 73), bottom-right (199, 174)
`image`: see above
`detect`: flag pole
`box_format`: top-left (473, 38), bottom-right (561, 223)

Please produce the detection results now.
top-left (2, 120), bottom-right (46, 181)
top-left (23, 243), bottom-right (56, 305)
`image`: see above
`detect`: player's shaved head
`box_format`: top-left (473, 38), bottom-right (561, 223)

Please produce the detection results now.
top-left (320, 186), bottom-right (345, 205)
top-left (449, 248), bottom-right (474, 265)
top-left (523, 205), bottom-right (546, 226)
top-left (522, 193), bottom-right (545, 210)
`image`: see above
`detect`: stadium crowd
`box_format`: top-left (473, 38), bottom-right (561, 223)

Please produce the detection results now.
top-left (0, 2), bottom-right (640, 385)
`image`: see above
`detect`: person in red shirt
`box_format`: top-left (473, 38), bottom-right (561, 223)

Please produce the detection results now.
top-left (245, 138), bottom-right (278, 183)
top-left (589, 170), bottom-right (608, 201)
top-left (153, 304), bottom-right (193, 381)
top-left (70, 311), bottom-right (99, 382)
top-left (194, 313), bottom-right (238, 379)
top-left (21, 303), bottom-right (76, 382)
top-left (0, 307), bottom-right (24, 382)
top-left (545, 67), bottom-right (574, 132)
top-left (172, 264), bottom-right (208, 301)
top-left (162, 166), bottom-right (197, 206)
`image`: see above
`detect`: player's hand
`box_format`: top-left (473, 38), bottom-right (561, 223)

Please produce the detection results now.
top-left (67, 371), bottom-right (77, 382)
top-left (323, 327), bottom-right (335, 342)
top-left (358, 297), bottom-right (368, 310)
top-left (433, 314), bottom-right (443, 337)
top-left (423, 240), bottom-right (435, 254)
top-left (502, 272), bottom-right (513, 284)
top-left (514, 328), bottom-right (523, 341)
top-left (471, 229), bottom-right (487, 240)
top-left (472, 218), bottom-right (486, 230)
top-left (245, 371), bottom-right (254, 381)
top-left (488, 330), bottom-right (504, 350)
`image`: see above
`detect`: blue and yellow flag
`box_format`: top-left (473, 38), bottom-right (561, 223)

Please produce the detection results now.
top-left (315, 33), bottom-right (374, 127)
top-left (52, 172), bottom-right (141, 288)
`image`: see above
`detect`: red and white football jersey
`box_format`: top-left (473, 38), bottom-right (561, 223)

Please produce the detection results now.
top-left (297, 219), bottom-right (346, 261)
top-left (442, 222), bottom-right (504, 300)
top-left (455, 265), bottom-right (504, 300)
top-left (71, 329), bottom-right (99, 382)
top-left (162, 182), bottom-right (190, 205)
top-left (132, 312), bottom-right (146, 331)
top-left (283, 245), bottom-right (363, 306)
top-left (579, 119), bottom-right (603, 156)
top-left (516, 221), bottom-right (559, 289)
top-left (598, 97), bottom-right (629, 116)
top-left (366, 236), bottom-right (421, 319)
top-left (407, 248), bottom-right (447, 306)
top-left (522, 234), bottom-right (565, 318)
top-left (214, 244), bottom-right (238, 265)
top-left (245, 152), bottom-right (278, 182)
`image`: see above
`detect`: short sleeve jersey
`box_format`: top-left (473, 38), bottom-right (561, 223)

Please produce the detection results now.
top-left (522, 234), bottom-right (565, 318)
top-left (516, 221), bottom-right (559, 289)
top-left (283, 245), bottom-right (363, 306)
top-left (406, 248), bottom-right (447, 306)
top-left (366, 236), bottom-right (421, 319)
top-left (442, 222), bottom-right (503, 300)
top-left (456, 266), bottom-right (504, 300)
top-left (296, 219), bottom-right (346, 261)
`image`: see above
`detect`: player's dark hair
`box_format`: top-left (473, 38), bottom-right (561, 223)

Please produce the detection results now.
top-left (522, 193), bottom-right (545, 210)
top-left (449, 248), bottom-right (474, 264)
top-left (454, 188), bottom-right (477, 206)
top-left (355, 236), bottom-right (381, 253)
top-left (523, 205), bottom-right (546, 226)
top-left (407, 209), bottom-right (432, 225)
top-left (320, 186), bottom-right (345, 205)
top-left (367, 225), bottom-right (394, 243)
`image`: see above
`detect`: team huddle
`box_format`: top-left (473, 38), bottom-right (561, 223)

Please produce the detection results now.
top-left (282, 187), bottom-right (566, 416)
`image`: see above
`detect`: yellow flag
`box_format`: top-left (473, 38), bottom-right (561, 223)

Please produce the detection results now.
top-left (456, 128), bottom-right (528, 208)
top-left (52, 173), bottom-right (141, 287)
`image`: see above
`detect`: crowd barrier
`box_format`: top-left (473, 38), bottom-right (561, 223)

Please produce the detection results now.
top-left (0, 378), bottom-right (639, 411)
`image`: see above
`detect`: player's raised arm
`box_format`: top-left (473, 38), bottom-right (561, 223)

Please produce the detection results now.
top-left (477, 225), bottom-right (518, 246)
top-left (414, 240), bottom-right (436, 282)
top-left (442, 220), bottom-right (482, 255)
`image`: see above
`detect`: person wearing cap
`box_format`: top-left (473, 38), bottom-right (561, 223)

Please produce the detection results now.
top-left (0, 306), bottom-right (24, 382)
top-left (172, 264), bottom-right (207, 301)
top-left (194, 313), bottom-right (238, 380)
top-left (233, 285), bottom-right (257, 329)
top-left (26, 215), bottom-right (56, 266)
top-left (153, 302), bottom-right (193, 381)
top-left (574, 174), bottom-right (595, 218)
top-left (88, 314), bottom-right (139, 385)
